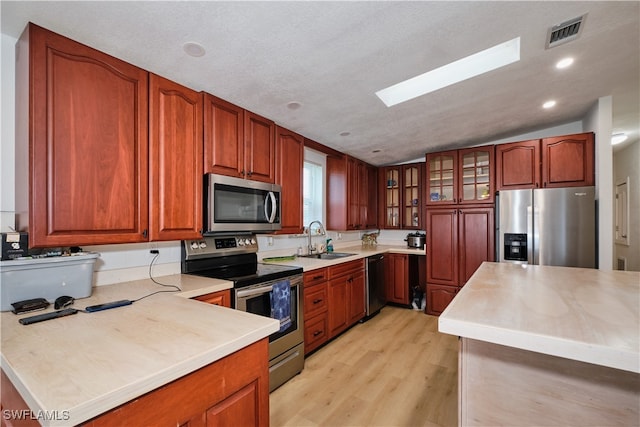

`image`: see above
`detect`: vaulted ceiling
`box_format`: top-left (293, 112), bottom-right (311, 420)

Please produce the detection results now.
top-left (2, 1), bottom-right (638, 165)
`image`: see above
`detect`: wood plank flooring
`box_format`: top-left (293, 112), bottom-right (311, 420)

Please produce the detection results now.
top-left (270, 306), bottom-right (459, 427)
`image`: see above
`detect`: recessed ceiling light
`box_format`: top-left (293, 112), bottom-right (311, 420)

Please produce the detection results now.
top-left (556, 57), bottom-right (574, 69)
top-left (543, 100), bottom-right (557, 109)
top-left (287, 101), bottom-right (302, 110)
top-left (375, 37), bottom-right (521, 107)
top-left (339, 131), bottom-right (351, 137)
top-left (611, 133), bottom-right (628, 145)
top-left (183, 42), bottom-right (205, 57)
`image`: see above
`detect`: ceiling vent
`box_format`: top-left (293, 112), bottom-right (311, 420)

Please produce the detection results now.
top-left (546, 14), bottom-right (587, 49)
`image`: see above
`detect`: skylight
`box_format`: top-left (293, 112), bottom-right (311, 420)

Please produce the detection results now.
top-left (375, 37), bottom-right (521, 107)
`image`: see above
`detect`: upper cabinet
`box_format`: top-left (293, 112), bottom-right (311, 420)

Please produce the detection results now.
top-left (15, 24), bottom-right (150, 247)
top-left (203, 94), bottom-right (275, 183)
top-left (426, 147), bottom-right (494, 206)
top-left (149, 74), bottom-right (203, 241)
top-left (275, 126), bottom-right (304, 234)
top-left (327, 155), bottom-right (377, 231)
top-left (496, 132), bottom-right (594, 190)
top-left (380, 163), bottom-right (424, 229)
top-left (15, 24), bottom-right (204, 247)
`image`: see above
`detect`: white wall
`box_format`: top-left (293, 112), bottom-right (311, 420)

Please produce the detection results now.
top-left (614, 141), bottom-right (640, 271)
top-left (584, 96), bottom-right (614, 270)
top-left (1, 34), bottom-right (16, 231)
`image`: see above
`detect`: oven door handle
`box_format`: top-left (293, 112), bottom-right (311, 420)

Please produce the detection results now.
top-left (236, 285), bottom-right (273, 298)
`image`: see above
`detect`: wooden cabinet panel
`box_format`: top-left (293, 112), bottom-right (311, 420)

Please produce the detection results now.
top-left (303, 270), bottom-right (329, 355)
top-left (149, 74), bottom-right (203, 241)
top-left (426, 209), bottom-right (458, 286)
top-left (328, 259), bottom-right (364, 279)
top-left (203, 94), bottom-right (244, 177)
top-left (366, 164), bottom-right (379, 229)
top-left (496, 139), bottom-right (540, 190)
top-left (426, 151), bottom-right (458, 205)
top-left (326, 155), bottom-right (348, 231)
top-left (85, 339), bottom-right (269, 426)
top-left (348, 269), bottom-right (366, 324)
top-left (16, 23), bottom-right (149, 247)
top-left (327, 277), bottom-right (349, 338)
top-left (304, 268), bottom-right (328, 287)
top-left (385, 253), bottom-right (409, 304)
top-left (275, 126), bottom-right (304, 234)
top-left (304, 313), bottom-right (329, 354)
top-left (244, 111), bottom-right (275, 183)
top-left (381, 162), bottom-right (424, 229)
top-left (426, 284), bottom-right (458, 316)
top-left (304, 284), bottom-right (328, 320)
top-left (458, 146), bottom-right (495, 204)
top-left (459, 208), bottom-right (495, 286)
top-left (193, 290), bottom-right (231, 308)
top-left (542, 133), bottom-right (595, 188)
top-left (327, 156), bottom-right (376, 231)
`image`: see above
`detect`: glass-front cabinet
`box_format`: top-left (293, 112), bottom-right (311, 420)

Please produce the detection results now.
top-left (384, 168), bottom-right (401, 228)
top-left (458, 147), bottom-right (494, 204)
top-left (426, 147), bottom-right (494, 206)
top-left (426, 151), bottom-right (457, 205)
top-left (381, 163), bottom-right (424, 229)
top-left (404, 164), bottom-right (421, 228)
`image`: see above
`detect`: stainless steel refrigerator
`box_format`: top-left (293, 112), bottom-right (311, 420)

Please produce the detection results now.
top-left (497, 186), bottom-right (596, 268)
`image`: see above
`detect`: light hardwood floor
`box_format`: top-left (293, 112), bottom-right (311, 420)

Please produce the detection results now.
top-left (270, 306), bottom-right (459, 427)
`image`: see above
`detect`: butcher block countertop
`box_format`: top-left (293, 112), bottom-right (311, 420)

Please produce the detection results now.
top-left (438, 262), bottom-right (640, 373)
top-left (0, 274), bottom-right (278, 426)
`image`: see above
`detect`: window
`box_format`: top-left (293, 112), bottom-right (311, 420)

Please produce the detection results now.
top-left (303, 148), bottom-right (326, 226)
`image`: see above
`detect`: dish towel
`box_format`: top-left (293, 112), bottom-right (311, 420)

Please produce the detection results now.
top-left (271, 280), bottom-right (292, 333)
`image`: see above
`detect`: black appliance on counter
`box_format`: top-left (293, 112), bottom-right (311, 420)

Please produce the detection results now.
top-left (181, 233), bottom-right (303, 392)
top-left (405, 232), bottom-right (426, 250)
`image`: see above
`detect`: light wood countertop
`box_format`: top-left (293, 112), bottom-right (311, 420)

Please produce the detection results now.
top-left (0, 274), bottom-right (278, 426)
top-left (438, 262), bottom-right (640, 373)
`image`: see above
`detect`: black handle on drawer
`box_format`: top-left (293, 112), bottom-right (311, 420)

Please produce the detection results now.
top-left (313, 299), bottom-right (323, 304)
top-left (313, 330), bottom-right (323, 337)
top-left (312, 275), bottom-right (324, 280)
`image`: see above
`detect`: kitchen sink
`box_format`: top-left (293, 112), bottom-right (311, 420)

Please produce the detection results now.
top-left (300, 252), bottom-right (356, 260)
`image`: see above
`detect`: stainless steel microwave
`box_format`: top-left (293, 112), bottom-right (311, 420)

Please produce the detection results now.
top-left (205, 174), bottom-right (281, 234)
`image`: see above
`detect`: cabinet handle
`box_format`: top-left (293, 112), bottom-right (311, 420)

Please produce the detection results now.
top-left (535, 183), bottom-right (539, 188)
top-left (248, 170), bottom-right (253, 177)
top-left (313, 299), bottom-right (323, 304)
top-left (313, 275), bottom-right (324, 280)
top-left (313, 330), bottom-right (323, 337)
top-left (348, 277), bottom-right (353, 283)
top-left (142, 229), bottom-right (148, 238)
top-left (240, 169), bottom-right (245, 176)
top-left (543, 182), bottom-right (547, 187)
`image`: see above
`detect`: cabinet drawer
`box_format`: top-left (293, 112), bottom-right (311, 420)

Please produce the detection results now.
top-left (304, 284), bottom-right (328, 319)
top-left (304, 313), bottom-right (328, 354)
top-left (304, 268), bottom-right (328, 287)
top-left (193, 290), bottom-right (231, 307)
top-left (328, 259), bottom-right (364, 279)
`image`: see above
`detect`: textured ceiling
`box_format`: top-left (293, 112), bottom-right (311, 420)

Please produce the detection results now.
top-left (2, 1), bottom-right (638, 166)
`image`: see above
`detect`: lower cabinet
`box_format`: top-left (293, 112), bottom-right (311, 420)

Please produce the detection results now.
top-left (426, 284), bottom-right (458, 316)
top-left (84, 339), bottom-right (270, 426)
top-left (303, 260), bottom-right (365, 354)
top-left (385, 253), bottom-right (409, 305)
top-left (193, 289), bottom-right (231, 307)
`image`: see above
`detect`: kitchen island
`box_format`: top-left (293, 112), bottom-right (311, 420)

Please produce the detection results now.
top-left (439, 262), bottom-right (640, 426)
top-left (1, 274), bottom-right (278, 426)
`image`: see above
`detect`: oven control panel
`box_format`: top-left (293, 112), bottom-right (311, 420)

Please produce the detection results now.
top-left (183, 234), bottom-right (258, 260)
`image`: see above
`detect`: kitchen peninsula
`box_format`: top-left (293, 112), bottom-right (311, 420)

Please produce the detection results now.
top-left (1, 275), bottom-right (278, 426)
top-left (439, 262), bottom-right (640, 426)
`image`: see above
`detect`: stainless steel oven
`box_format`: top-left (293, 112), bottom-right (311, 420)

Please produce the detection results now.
top-left (181, 234), bottom-right (304, 392)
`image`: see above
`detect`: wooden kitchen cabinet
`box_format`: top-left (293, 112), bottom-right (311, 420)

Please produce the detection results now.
top-left (84, 339), bottom-right (270, 426)
top-left (149, 74), bottom-right (203, 241)
top-left (203, 94), bottom-right (275, 183)
top-left (380, 162), bottom-right (424, 229)
top-left (327, 260), bottom-right (365, 338)
top-left (385, 253), bottom-right (410, 305)
top-left (193, 289), bottom-right (231, 307)
top-left (15, 23), bottom-right (150, 247)
top-left (303, 269), bottom-right (329, 355)
top-left (496, 133), bottom-right (595, 190)
top-left (366, 164), bottom-right (379, 229)
top-left (426, 147), bottom-right (494, 206)
top-left (426, 207), bottom-right (494, 315)
top-left (275, 126), bottom-right (304, 234)
top-left (327, 155), bottom-right (376, 231)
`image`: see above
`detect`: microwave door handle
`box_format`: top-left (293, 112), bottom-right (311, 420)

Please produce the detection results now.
top-left (236, 285), bottom-right (274, 298)
top-left (266, 191), bottom-right (277, 223)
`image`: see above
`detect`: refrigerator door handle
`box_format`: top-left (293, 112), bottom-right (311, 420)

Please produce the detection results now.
top-left (528, 202), bottom-right (535, 264)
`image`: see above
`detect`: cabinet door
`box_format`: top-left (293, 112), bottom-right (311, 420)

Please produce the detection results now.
top-left (347, 157), bottom-right (361, 229)
top-left (426, 284), bottom-right (458, 316)
top-left (203, 94), bottom-right (244, 178)
top-left (426, 209), bottom-right (458, 286)
top-left (426, 151), bottom-right (458, 205)
top-left (304, 314), bottom-right (329, 355)
top-left (403, 164), bottom-right (423, 228)
top-left (365, 164), bottom-right (379, 229)
top-left (244, 111), bottom-right (275, 183)
top-left (496, 139), bottom-right (541, 190)
top-left (348, 269), bottom-right (366, 324)
top-left (194, 290), bottom-right (231, 308)
top-left (382, 167), bottom-right (401, 228)
top-left (385, 253), bottom-right (409, 304)
top-left (327, 277), bottom-right (349, 338)
top-left (326, 155), bottom-right (348, 231)
top-left (458, 208), bottom-right (494, 286)
top-left (275, 126), bottom-right (304, 234)
top-left (458, 146), bottom-right (494, 204)
top-left (18, 24), bottom-right (149, 247)
top-left (542, 133), bottom-right (595, 188)
top-left (149, 74), bottom-right (203, 241)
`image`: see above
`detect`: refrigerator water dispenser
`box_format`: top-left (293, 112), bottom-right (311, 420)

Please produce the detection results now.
top-left (504, 233), bottom-right (527, 262)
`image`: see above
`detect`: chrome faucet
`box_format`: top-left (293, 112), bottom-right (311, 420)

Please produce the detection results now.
top-left (307, 220), bottom-right (326, 255)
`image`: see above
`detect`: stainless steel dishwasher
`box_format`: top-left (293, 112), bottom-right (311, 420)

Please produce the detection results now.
top-left (365, 254), bottom-right (386, 319)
